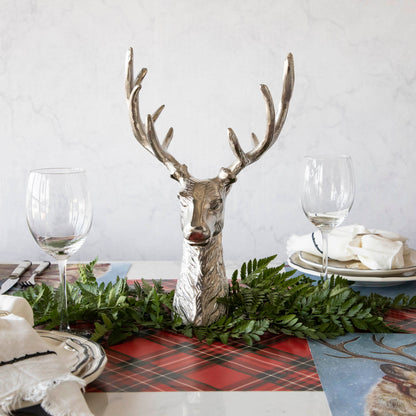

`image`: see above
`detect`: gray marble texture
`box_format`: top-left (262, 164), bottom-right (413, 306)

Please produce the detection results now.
top-left (0, 0), bottom-right (415, 266)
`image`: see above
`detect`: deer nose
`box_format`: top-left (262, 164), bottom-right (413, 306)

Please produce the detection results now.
top-left (185, 226), bottom-right (210, 245)
top-left (189, 232), bottom-right (207, 243)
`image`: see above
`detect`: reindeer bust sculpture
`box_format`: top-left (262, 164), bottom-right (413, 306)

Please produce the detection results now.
top-left (125, 48), bottom-right (294, 326)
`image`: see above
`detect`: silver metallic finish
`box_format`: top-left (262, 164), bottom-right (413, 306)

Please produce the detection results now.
top-left (125, 47), bottom-right (294, 326)
top-left (0, 260), bottom-right (32, 294)
top-left (175, 177), bottom-right (230, 325)
top-left (21, 260), bottom-right (51, 287)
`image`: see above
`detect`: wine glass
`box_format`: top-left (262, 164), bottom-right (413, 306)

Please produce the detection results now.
top-left (26, 168), bottom-right (93, 331)
top-left (301, 155), bottom-right (355, 279)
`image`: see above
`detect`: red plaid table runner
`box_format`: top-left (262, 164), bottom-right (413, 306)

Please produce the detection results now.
top-left (87, 329), bottom-right (320, 392)
top-left (85, 278), bottom-right (416, 393)
top-left (86, 278), bottom-right (321, 392)
top-left (385, 308), bottom-right (416, 332)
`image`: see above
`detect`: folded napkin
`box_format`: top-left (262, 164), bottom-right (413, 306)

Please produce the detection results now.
top-left (287, 224), bottom-right (412, 270)
top-left (0, 295), bottom-right (94, 416)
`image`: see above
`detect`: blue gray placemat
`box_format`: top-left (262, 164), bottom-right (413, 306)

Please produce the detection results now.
top-left (309, 333), bottom-right (416, 416)
top-left (96, 263), bottom-right (131, 285)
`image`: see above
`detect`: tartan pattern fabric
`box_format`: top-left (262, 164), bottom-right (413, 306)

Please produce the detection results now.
top-left (385, 308), bottom-right (416, 333)
top-left (91, 277), bottom-right (321, 392)
top-left (86, 328), bottom-right (321, 392)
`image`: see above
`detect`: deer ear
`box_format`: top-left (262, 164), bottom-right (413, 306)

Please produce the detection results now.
top-left (218, 168), bottom-right (236, 193)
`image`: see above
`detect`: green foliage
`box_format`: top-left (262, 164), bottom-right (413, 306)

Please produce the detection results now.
top-left (218, 256), bottom-right (398, 340)
top-left (14, 256), bottom-right (416, 346)
top-left (78, 257), bottom-right (98, 283)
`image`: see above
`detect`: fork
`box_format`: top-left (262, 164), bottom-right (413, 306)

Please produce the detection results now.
top-left (21, 261), bottom-right (51, 287)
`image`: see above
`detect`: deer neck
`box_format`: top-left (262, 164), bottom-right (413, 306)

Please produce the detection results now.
top-left (181, 233), bottom-right (225, 282)
top-left (175, 232), bottom-right (228, 326)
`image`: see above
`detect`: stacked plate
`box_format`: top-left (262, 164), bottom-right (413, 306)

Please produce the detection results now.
top-left (37, 329), bottom-right (107, 384)
top-left (288, 250), bottom-right (416, 287)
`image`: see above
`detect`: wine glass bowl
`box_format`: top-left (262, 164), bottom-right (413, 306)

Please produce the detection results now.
top-left (26, 168), bottom-right (93, 331)
top-left (301, 155), bottom-right (355, 278)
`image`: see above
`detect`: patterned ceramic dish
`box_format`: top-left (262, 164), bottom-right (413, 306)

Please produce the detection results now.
top-left (37, 329), bottom-right (107, 384)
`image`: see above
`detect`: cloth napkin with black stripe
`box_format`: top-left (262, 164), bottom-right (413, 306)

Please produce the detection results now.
top-left (0, 295), bottom-right (93, 416)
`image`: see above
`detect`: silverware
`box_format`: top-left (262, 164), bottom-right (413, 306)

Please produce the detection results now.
top-left (0, 261), bottom-right (32, 294)
top-left (21, 261), bottom-right (51, 287)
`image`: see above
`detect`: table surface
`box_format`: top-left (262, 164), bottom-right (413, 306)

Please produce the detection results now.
top-left (8, 260), bottom-right (416, 416)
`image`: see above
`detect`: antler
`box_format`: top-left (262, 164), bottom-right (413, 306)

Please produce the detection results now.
top-left (319, 336), bottom-right (416, 371)
top-left (226, 53), bottom-right (294, 177)
top-left (125, 47), bottom-right (189, 182)
top-left (371, 335), bottom-right (416, 363)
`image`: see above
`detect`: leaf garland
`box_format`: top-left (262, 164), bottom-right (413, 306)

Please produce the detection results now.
top-left (14, 255), bottom-right (416, 346)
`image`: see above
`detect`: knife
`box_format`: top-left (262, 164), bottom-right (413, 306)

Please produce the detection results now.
top-left (0, 261), bottom-right (32, 295)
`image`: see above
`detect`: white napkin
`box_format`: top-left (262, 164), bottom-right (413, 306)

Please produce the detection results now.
top-left (287, 224), bottom-right (411, 270)
top-left (0, 295), bottom-right (34, 326)
top-left (349, 234), bottom-right (405, 269)
top-left (0, 295), bottom-right (94, 416)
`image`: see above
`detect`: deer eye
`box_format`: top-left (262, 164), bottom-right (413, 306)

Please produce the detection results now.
top-left (209, 199), bottom-right (222, 211)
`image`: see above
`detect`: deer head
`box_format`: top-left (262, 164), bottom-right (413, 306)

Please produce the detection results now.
top-left (177, 177), bottom-right (230, 246)
top-left (125, 47), bottom-right (294, 246)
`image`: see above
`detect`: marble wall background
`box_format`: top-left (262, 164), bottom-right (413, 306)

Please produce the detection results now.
top-left (1, 0), bottom-right (415, 264)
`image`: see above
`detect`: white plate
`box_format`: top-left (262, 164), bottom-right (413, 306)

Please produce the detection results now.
top-left (298, 250), bottom-right (416, 277)
top-left (288, 252), bottom-right (416, 287)
top-left (37, 330), bottom-right (107, 384)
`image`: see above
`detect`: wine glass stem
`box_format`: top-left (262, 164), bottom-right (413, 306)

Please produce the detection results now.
top-left (321, 230), bottom-right (329, 279)
top-left (58, 259), bottom-right (70, 331)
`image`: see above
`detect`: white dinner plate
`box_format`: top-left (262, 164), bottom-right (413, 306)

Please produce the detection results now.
top-left (298, 250), bottom-right (416, 277)
top-left (288, 252), bottom-right (416, 287)
top-left (37, 329), bottom-right (107, 384)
